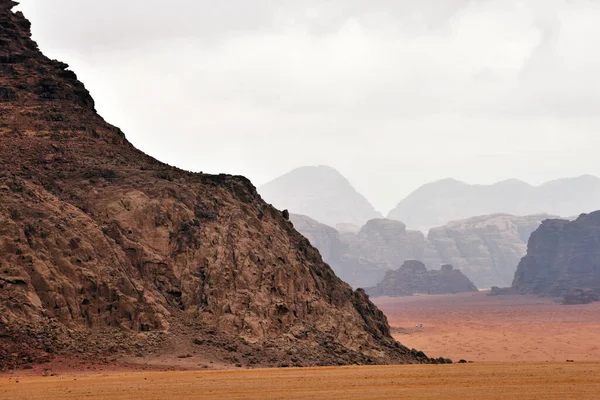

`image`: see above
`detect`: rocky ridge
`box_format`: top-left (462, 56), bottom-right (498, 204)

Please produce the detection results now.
top-left (0, 1), bottom-right (432, 370)
top-left (365, 261), bottom-right (478, 297)
top-left (388, 176), bottom-right (600, 232)
top-left (291, 213), bottom-right (551, 289)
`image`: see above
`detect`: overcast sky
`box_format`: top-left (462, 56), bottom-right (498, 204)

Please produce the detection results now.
top-left (16, 0), bottom-right (600, 213)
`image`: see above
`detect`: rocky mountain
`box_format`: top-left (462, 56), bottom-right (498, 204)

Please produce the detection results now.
top-left (291, 213), bottom-right (552, 289)
top-left (259, 166), bottom-right (382, 228)
top-left (427, 214), bottom-right (553, 289)
top-left (510, 211), bottom-right (600, 303)
top-left (0, 2), bottom-right (434, 370)
top-left (388, 176), bottom-right (600, 232)
top-left (289, 215), bottom-right (426, 288)
top-left (366, 261), bottom-right (478, 297)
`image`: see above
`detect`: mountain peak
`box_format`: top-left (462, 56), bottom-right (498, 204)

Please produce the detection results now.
top-left (495, 178), bottom-right (530, 186)
top-left (260, 166), bottom-right (381, 227)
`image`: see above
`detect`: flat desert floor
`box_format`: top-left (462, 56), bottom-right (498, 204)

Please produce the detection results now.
top-left (375, 292), bottom-right (600, 362)
top-left (2, 363), bottom-right (600, 399)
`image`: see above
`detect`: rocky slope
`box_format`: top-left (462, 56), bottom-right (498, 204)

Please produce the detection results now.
top-left (388, 177), bottom-right (600, 232)
top-left (511, 211), bottom-right (600, 303)
top-left (292, 213), bottom-right (551, 289)
top-left (259, 165), bottom-right (382, 228)
top-left (0, 2), bottom-right (432, 370)
top-left (366, 261), bottom-right (478, 297)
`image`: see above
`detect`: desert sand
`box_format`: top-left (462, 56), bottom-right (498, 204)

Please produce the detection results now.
top-left (2, 363), bottom-right (600, 399)
top-left (375, 292), bottom-right (600, 362)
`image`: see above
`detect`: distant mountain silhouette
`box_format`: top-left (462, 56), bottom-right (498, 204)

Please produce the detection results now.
top-left (388, 175), bottom-right (600, 231)
top-left (259, 166), bottom-right (382, 227)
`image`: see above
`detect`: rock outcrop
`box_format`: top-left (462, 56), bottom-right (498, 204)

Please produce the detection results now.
top-left (259, 165), bottom-right (382, 227)
top-left (0, 2), bottom-right (430, 370)
top-left (511, 211), bottom-right (600, 303)
top-left (427, 214), bottom-right (553, 288)
top-left (292, 213), bottom-right (550, 289)
top-left (388, 177), bottom-right (600, 232)
top-left (365, 261), bottom-right (478, 297)
top-left (561, 289), bottom-right (600, 305)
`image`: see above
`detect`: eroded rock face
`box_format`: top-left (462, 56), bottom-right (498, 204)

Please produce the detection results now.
top-left (340, 219), bottom-right (429, 288)
top-left (365, 261), bottom-right (478, 297)
top-left (512, 212), bottom-right (600, 302)
top-left (292, 213), bottom-right (550, 289)
top-left (290, 216), bottom-right (429, 288)
top-left (0, 2), bottom-right (426, 370)
top-left (427, 214), bottom-right (553, 289)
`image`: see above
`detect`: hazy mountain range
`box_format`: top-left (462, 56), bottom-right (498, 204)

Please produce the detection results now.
top-left (262, 166), bottom-right (600, 232)
top-left (388, 175), bottom-right (600, 231)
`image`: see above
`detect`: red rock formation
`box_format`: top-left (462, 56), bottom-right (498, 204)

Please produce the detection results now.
top-left (0, 1), bottom-right (431, 370)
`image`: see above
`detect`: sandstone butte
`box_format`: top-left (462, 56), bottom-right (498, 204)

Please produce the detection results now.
top-left (0, 0), bottom-right (442, 370)
top-left (509, 211), bottom-right (600, 304)
top-left (366, 261), bottom-right (478, 298)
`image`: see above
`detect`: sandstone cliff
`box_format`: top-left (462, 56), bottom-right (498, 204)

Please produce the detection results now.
top-left (388, 177), bottom-right (600, 232)
top-left (511, 211), bottom-right (600, 302)
top-left (427, 214), bottom-right (552, 288)
top-left (290, 216), bottom-right (428, 288)
top-left (0, 2), bottom-right (429, 370)
top-left (292, 213), bottom-right (550, 289)
top-left (366, 261), bottom-right (478, 297)
top-left (259, 165), bottom-right (382, 227)
top-left (338, 219), bottom-right (430, 288)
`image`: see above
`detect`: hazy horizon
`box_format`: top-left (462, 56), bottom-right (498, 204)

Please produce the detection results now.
top-left (16, 0), bottom-right (600, 212)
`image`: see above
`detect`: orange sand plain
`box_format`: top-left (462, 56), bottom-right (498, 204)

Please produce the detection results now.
top-left (375, 292), bottom-right (600, 362)
top-left (2, 363), bottom-right (600, 400)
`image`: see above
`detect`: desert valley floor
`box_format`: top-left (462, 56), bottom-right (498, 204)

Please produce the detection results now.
top-left (3, 292), bottom-right (600, 399)
top-left (2, 363), bottom-right (600, 399)
top-left (376, 292), bottom-right (600, 362)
